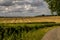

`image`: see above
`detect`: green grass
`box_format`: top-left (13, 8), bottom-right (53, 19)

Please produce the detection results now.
top-left (0, 22), bottom-right (57, 27)
top-left (0, 22), bottom-right (60, 40)
top-left (23, 26), bottom-right (59, 40)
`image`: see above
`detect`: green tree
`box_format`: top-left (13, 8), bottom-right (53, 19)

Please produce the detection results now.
top-left (45, 0), bottom-right (60, 15)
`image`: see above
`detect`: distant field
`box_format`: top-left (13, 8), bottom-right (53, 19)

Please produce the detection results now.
top-left (0, 16), bottom-right (60, 40)
top-left (0, 16), bottom-right (60, 23)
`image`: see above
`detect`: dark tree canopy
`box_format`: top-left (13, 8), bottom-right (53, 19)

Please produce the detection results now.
top-left (45, 0), bottom-right (60, 15)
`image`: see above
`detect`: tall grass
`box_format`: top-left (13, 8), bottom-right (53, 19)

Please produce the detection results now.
top-left (0, 22), bottom-right (60, 40)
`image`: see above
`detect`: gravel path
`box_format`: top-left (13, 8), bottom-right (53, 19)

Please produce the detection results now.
top-left (41, 27), bottom-right (60, 40)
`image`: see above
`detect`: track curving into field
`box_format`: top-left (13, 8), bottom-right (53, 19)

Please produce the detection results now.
top-left (41, 27), bottom-right (60, 40)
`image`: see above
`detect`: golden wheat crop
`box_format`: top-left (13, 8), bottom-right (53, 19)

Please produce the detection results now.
top-left (0, 16), bottom-right (60, 23)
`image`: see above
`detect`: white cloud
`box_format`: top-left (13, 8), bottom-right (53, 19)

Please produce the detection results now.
top-left (0, 0), bottom-right (52, 17)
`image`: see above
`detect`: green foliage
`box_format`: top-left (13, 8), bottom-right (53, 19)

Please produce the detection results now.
top-left (45, 0), bottom-right (60, 15)
top-left (0, 22), bottom-right (59, 40)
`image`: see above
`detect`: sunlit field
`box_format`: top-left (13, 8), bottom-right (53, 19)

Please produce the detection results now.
top-left (0, 16), bottom-right (60, 40)
top-left (0, 0), bottom-right (59, 40)
top-left (0, 16), bottom-right (60, 23)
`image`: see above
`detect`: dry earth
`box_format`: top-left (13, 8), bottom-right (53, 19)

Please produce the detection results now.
top-left (41, 27), bottom-right (60, 40)
top-left (0, 16), bottom-right (60, 23)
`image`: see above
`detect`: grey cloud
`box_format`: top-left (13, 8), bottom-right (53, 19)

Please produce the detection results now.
top-left (31, 2), bottom-right (44, 7)
top-left (0, 0), bottom-right (43, 7)
top-left (14, 0), bottom-right (44, 7)
top-left (15, 1), bottom-right (31, 5)
top-left (0, 0), bottom-right (14, 6)
top-left (0, 2), bottom-right (14, 6)
top-left (0, 0), bottom-right (31, 6)
top-left (0, 0), bottom-right (52, 17)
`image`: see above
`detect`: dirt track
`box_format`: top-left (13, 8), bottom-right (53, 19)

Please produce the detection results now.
top-left (41, 27), bottom-right (60, 40)
top-left (0, 16), bottom-right (60, 23)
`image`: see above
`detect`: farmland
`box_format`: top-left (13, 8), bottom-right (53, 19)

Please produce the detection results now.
top-left (0, 22), bottom-right (60, 40)
top-left (0, 16), bottom-right (60, 23)
top-left (0, 16), bottom-right (60, 40)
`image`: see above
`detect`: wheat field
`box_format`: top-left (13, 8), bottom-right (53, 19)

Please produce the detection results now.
top-left (0, 16), bottom-right (60, 23)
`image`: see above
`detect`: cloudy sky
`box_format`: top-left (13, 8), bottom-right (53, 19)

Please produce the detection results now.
top-left (0, 0), bottom-right (51, 17)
